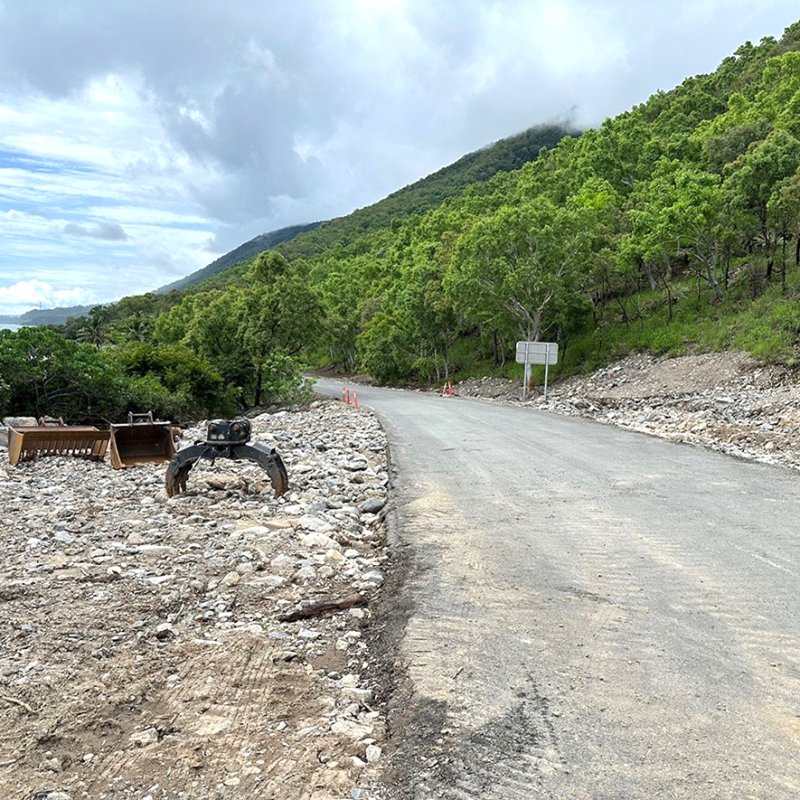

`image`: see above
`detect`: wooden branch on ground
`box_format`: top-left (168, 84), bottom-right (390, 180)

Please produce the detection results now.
top-left (1, 695), bottom-right (35, 714)
top-left (278, 593), bottom-right (367, 622)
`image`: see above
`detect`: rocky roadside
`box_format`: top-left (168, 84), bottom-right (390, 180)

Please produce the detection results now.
top-left (455, 350), bottom-right (800, 472)
top-left (0, 399), bottom-right (391, 800)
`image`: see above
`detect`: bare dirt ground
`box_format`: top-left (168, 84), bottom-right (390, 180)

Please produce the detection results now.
top-left (0, 401), bottom-right (390, 800)
top-left (456, 350), bottom-right (800, 472)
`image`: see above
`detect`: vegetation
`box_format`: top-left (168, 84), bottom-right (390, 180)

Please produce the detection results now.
top-left (271, 123), bottom-right (578, 264)
top-left (154, 222), bottom-right (321, 294)
top-left (6, 23), bottom-right (800, 421)
top-left (0, 326), bottom-right (234, 422)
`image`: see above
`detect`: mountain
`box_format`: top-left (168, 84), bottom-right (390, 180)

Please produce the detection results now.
top-left (0, 304), bottom-right (97, 327)
top-left (155, 222), bottom-right (321, 294)
top-left (161, 122), bottom-right (578, 294)
top-left (1, 123), bottom-right (576, 324)
top-left (274, 122), bottom-right (578, 263)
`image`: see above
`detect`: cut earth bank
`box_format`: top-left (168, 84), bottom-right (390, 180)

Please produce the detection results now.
top-left (1, 349), bottom-right (797, 800)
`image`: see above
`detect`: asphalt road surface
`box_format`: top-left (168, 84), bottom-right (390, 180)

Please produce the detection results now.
top-left (317, 380), bottom-right (800, 799)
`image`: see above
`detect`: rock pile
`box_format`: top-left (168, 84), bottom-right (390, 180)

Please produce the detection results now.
top-left (454, 376), bottom-right (522, 401)
top-left (0, 400), bottom-right (390, 799)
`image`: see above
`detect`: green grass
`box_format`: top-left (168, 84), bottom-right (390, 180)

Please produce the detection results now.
top-left (558, 265), bottom-right (800, 377)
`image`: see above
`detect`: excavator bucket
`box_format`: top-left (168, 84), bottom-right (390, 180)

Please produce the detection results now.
top-left (8, 417), bottom-right (110, 466)
top-left (109, 412), bottom-right (177, 469)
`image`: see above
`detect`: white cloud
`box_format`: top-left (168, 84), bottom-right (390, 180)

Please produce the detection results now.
top-left (64, 221), bottom-right (129, 240)
top-left (0, 279), bottom-right (98, 315)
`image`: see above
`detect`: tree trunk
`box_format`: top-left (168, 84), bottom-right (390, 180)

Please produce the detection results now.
top-left (706, 262), bottom-right (722, 302)
top-left (724, 249), bottom-right (731, 291)
top-left (642, 260), bottom-right (657, 291)
top-left (796, 232), bottom-right (800, 269)
top-left (782, 223), bottom-right (787, 292)
top-left (762, 211), bottom-right (773, 281)
top-left (661, 254), bottom-right (674, 321)
top-left (253, 365), bottom-right (263, 407)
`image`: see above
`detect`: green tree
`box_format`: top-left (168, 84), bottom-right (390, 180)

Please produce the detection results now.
top-left (446, 200), bottom-right (590, 343)
top-left (112, 342), bottom-right (236, 418)
top-left (766, 166), bottom-right (800, 287)
top-left (186, 254), bottom-right (321, 407)
top-left (0, 327), bottom-right (128, 420)
top-left (723, 129), bottom-right (800, 280)
top-left (628, 162), bottom-right (726, 302)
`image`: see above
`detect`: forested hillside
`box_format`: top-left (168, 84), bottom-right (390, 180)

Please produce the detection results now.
top-left (155, 222), bottom-right (321, 294)
top-left (4, 22), bottom-right (800, 422)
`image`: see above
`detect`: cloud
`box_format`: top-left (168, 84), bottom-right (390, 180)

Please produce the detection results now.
top-left (0, 279), bottom-right (98, 315)
top-left (0, 0), bottom-right (798, 314)
top-left (63, 221), bottom-right (129, 240)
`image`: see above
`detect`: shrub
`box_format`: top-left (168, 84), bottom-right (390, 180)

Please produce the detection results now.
top-left (0, 327), bottom-right (128, 421)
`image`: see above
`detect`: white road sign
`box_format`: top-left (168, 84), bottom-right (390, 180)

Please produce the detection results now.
top-left (515, 341), bottom-right (558, 365)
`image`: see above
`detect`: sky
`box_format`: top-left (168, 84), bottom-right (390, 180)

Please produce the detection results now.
top-left (0, 1), bottom-right (798, 316)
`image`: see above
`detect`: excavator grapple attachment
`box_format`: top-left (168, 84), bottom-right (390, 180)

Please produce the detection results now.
top-left (8, 418), bottom-right (110, 466)
top-left (165, 419), bottom-right (289, 499)
top-left (110, 412), bottom-right (176, 469)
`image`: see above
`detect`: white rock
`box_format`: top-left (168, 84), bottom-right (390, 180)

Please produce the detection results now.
top-left (238, 525), bottom-right (270, 536)
top-left (298, 514), bottom-right (333, 533)
top-left (130, 727), bottom-right (159, 746)
top-left (271, 554), bottom-right (296, 571)
top-left (300, 532), bottom-right (339, 550)
top-left (331, 719), bottom-right (374, 740)
top-left (220, 571), bottom-right (241, 587)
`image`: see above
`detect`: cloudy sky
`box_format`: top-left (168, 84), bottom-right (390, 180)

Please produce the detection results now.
top-left (0, 1), bottom-right (798, 316)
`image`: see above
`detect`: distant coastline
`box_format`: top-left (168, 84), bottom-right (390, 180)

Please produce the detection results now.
top-left (0, 323), bottom-right (22, 332)
top-left (0, 303), bottom-right (94, 327)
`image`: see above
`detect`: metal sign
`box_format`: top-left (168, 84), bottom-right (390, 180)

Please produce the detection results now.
top-left (516, 341), bottom-right (558, 400)
top-left (515, 341), bottom-right (558, 365)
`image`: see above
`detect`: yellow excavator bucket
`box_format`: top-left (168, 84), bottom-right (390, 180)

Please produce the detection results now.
top-left (8, 417), bottom-right (110, 466)
top-left (109, 412), bottom-right (176, 469)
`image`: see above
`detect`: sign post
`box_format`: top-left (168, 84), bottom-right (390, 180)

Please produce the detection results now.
top-left (515, 341), bottom-right (558, 400)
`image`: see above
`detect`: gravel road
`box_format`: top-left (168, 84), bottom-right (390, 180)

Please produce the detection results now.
top-left (319, 378), bottom-right (800, 799)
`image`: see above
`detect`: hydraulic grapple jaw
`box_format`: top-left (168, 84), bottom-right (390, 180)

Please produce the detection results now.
top-left (164, 419), bottom-right (289, 499)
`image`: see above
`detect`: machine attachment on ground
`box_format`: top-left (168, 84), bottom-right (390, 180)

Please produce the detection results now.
top-left (165, 418), bottom-right (289, 499)
top-left (8, 417), bottom-right (110, 466)
top-left (109, 411), bottom-right (176, 469)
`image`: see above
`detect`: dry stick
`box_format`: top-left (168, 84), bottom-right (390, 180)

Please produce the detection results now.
top-left (278, 593), bottom-right (367, 623)
top-left (1, 695), bottom-right (35, 714)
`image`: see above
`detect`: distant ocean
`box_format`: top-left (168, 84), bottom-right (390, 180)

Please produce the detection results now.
top-left (0, 323), bottom-right (22, 331)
